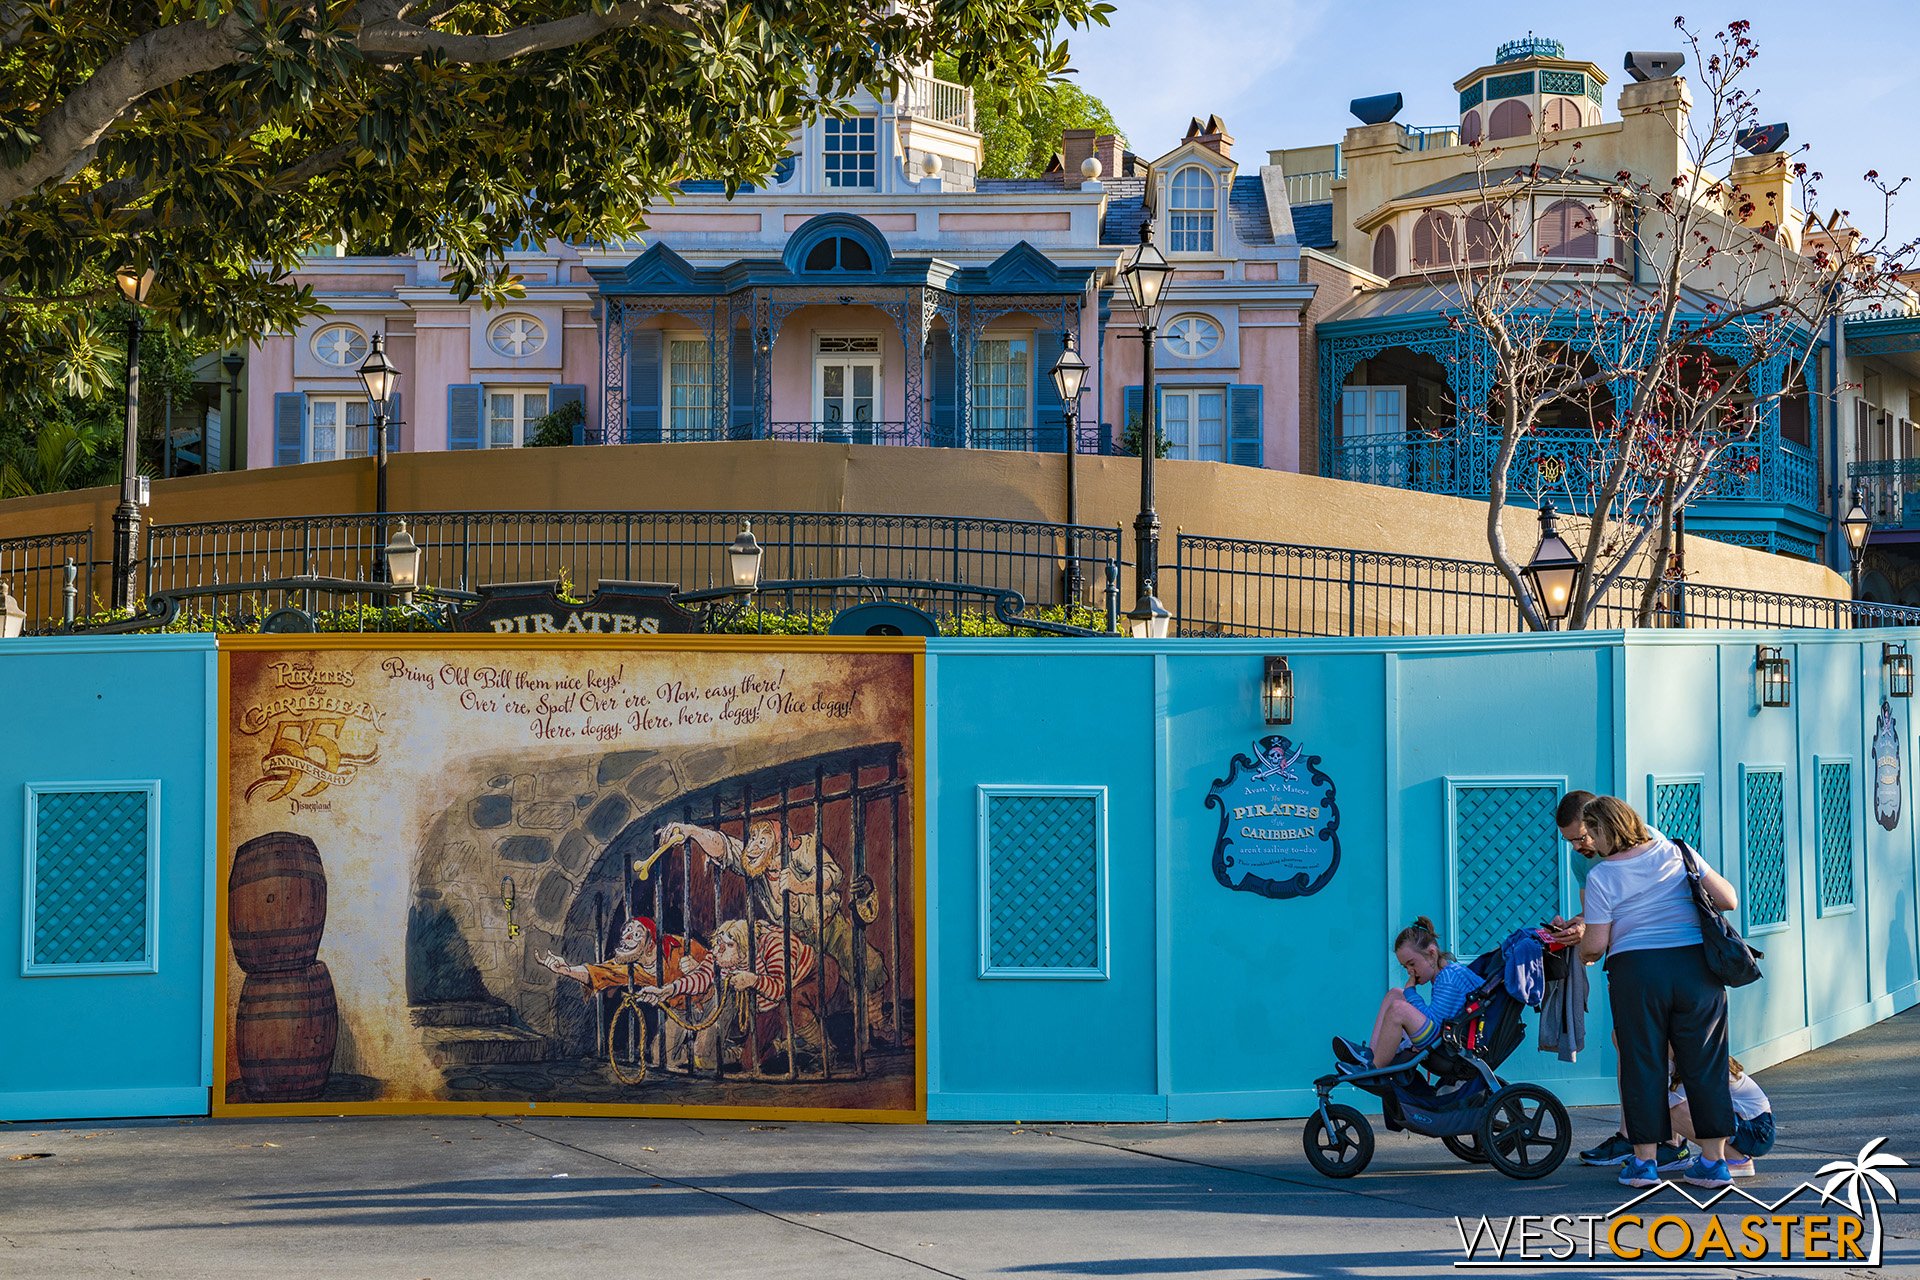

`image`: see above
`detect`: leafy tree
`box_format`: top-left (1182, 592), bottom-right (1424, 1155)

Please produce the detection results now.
top-left (935, 54), bottom-right (1122, 179)
top-left (0, 0), bottom-right (1114, 407)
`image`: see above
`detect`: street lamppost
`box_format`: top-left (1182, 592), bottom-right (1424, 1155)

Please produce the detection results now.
top-left (357, 334), bottom-right (400, 580)
top-left (1049, 331), bottom-right (1090, 603)
top-left (1522, 500), bottom-right (1583, 631)
top-left (221, 351), bottom-right (245, 473)
top-left (111, 264), bottom-right (156, 609)
top-left (1843, 493), bottom-right (1872, 597)
top-left (1119, 222), bottom-right (1173, 638)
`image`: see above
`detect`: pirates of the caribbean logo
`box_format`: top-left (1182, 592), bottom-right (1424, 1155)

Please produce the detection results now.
top-left (241, 662), bottom-right (383, 802)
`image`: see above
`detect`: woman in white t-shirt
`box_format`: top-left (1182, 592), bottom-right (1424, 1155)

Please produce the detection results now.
top-left (1570, 795), bottom-right (1742, 1191)
top-left (1670, 1054), bottom-right (1775, 1178)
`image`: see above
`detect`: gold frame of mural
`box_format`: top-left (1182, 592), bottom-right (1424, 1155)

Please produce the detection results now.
top-left (213, 634), bottom-right (927, 1123)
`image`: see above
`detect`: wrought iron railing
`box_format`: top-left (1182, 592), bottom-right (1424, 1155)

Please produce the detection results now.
top-left (141, 510), bottom-right (1122, 628)
top-left (0, 529), bottom-right (92, 628)
top-left (761, 421), bottom-right (1113, 453)
top-left (1405, 124), bottom-right (1462, 151)
top-left (1171, 532), bottom-right (1920, 637)
top-left (1850, 458), bottom-right (1920, 528)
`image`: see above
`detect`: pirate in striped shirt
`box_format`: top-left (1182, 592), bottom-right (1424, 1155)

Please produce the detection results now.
top-left (638, 918), bottom-right (842, 1071)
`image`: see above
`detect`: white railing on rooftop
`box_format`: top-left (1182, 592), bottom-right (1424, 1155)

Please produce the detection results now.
top-left (902, 76), bottom-right (975, 130)
top-left (1285, 170), bottom-right (1338, 206)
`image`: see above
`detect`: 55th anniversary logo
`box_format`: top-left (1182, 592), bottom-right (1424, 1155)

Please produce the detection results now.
top-left (1455, 1139), bottom-right (1906, 1269)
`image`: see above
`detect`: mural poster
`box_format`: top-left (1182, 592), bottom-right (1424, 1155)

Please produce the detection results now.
top-left (217, 637), bottom-right (921, 1120)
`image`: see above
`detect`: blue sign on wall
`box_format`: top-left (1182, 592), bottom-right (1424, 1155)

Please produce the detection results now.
top-left (1206, 735), bottom-right (1341, 899)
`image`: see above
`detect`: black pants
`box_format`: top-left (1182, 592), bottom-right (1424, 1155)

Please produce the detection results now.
top-left (1606, 945), bottom-right (1734, 1145)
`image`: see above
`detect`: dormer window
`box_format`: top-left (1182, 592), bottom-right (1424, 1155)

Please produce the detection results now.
top-left (1169, 165), bottom-right (1217, 253)
top-left (802, 236), bottom-right (873, 272)
top-left (824, 116), bottom-right (878, 189)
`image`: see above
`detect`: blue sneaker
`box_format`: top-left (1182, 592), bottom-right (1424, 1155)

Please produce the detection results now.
top-left (1618, 1156), bottom-right (1660, 1188)
top-left (1682, 1156), bottom-right (1731, 1189)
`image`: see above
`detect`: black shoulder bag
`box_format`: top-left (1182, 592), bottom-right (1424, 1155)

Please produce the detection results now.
top-left (1676, 840), bottom-right (1764, 988)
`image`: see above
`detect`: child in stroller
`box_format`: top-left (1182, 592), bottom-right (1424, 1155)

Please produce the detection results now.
top-left (1304, 924), bottom-right (1572, 1180)
top-left (1333, 916), bottom-right (1480, 1073)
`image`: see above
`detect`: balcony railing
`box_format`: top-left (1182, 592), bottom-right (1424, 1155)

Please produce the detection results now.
top-left (1850, 458), bottom-right (1920, 528)
top-left (1405, 124), bottom-right (1461, 152)
top-left (704, 421), bottom-right (1114, 453)
top-left (901, 76), bottom-right (974, 130)
top-left (1284, 169), bottom-right (1338, 206)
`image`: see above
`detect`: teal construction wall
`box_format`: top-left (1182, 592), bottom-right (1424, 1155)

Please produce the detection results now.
top-left (0, 636), bottom-right (218, 1120)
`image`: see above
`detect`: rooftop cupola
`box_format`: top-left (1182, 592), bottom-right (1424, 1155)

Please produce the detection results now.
top-left (1454, 35), bottom-right (1607, 146)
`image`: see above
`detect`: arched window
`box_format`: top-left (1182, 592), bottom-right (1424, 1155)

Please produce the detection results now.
top-left (1464, 203), bottom-right (1505, 262)
top-left (1412, 210), bottom-right (1457, 268)
top-left (1537, 199), bottom-right (1599, 259)
top-left (1169, 165), bottom-right (1217, 253)
top-left (311, 323), bottom-right (367, 367)
top-left (1371, 224), bottom-right (1398, 277)
top-left (801, 235), bottom-right (873, 272)
top-left (1488, 100), bottom-right (1532, 140)
top-left (1460, 110), bottom-right (1483, 145)
top-left (1542, 98), bottom-right (1583, 134)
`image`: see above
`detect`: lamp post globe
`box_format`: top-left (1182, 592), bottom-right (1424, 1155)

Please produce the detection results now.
top-left (1843, 497), bottom-right (1872, 595)
top-left (729, 521), bottom-right (764, 593)
top-left (1522, 501), bottom-right (1584, 629)
top-left (383, 520), bottom-right (421, 604)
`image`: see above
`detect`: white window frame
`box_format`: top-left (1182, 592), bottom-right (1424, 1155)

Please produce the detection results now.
top-left (666, 333), bottom-right (715, 439)
top-left (310, 323), bottom-right (367, 369)
top-left (1162, 314), bottom-right (1222, 360)
top-left (307, 394), bottom-right (371, 462)
top-left (1168, 164), bottom-right (1218, 255)
top-left (813, 333), bottom-right (883, 427)
top-left (481, 386), bottom-right (550, 449)
top-left (970, 331), bottom-right (1032, 446)
top-left (823, 115), bottom-right (880, 190)
top-left (1161, 385), bottom-right (1229, 462)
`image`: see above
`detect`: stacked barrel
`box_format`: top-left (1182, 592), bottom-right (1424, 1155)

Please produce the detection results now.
top-left (230, 832), bottom-right (338, 1101)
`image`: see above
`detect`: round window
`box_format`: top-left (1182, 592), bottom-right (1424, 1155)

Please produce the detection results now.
top-left (311, 324), bottom-right (368, 368)
top-left (487, 314), bottom-right (547, 358)
top-left (1162, 314), bottom-right (1222, 359)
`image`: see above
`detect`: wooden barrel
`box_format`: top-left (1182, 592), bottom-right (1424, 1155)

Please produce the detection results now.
top-left (235, 961), bottom-right (338, 1102)
top-left (230, 832), bottom-right (327, 974)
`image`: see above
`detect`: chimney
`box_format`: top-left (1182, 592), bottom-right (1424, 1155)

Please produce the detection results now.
top-left (1189, 113), bottom-right (1233, 160)
top-left (1061, 128), bottom-right (1097, 185)
top-left (1729, 152), bottom-right (1801, 251)
top-left (1094, 134), bottom-right (1125, 181)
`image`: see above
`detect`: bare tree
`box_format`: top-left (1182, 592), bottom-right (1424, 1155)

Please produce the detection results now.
top-left (1435, 18), bottom-right (1912, 629)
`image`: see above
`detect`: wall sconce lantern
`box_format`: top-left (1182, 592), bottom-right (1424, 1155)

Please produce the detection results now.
top-left (1756, 645), bottom-right (1792, 708)
top-left (1885, 642), bottom-right (1913, 699)
top-left (384, 519), bottom-right (421, 603)
top-left (1126, 593), bottom-right (1171, 639)
top-left (729, 520), bottom-right (763, 592)
top-left (1262, 655), bottom-right (1294, 724)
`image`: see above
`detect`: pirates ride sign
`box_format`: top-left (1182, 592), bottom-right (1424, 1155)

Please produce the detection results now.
top-left (1205, 735), bottom-right (1342, 899)
top-left (452, 580), bottom-right (701, 635)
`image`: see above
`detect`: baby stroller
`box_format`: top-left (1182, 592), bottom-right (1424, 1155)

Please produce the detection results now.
top-left (1302, 932), bottom-right (1572, 1180)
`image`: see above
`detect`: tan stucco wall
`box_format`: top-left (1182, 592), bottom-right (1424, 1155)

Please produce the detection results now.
top-left (0, 442), bottom-right (1845, 618)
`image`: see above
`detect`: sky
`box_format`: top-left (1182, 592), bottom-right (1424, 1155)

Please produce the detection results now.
top-left (1059, 0), bottom-right (1920, 249)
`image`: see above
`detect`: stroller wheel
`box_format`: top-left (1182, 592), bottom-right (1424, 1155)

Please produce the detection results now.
top-left (1303, 1103), bottom-right (1375, 1178)
top-left (1442, 1131), bottom-right (1492, 1164)
top-left (1477, 1083), bottom-right (1572, 1180)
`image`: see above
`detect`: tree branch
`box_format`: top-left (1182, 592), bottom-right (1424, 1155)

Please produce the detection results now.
top-left (354, 0), bottom-right (715, 65)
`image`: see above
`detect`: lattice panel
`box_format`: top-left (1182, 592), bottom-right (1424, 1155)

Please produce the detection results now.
top-left (1818, 762), bottom-right (1856, 912)
top-left (1487, 71), bottom-right (1536, 100)
top-left (1743, 770), bottom-right (1789, 928)
top-left (1655, 781), bottom-right (1704, 852)
top-left (1540, 69), bottom-right (1587, 97)
top-left (31, 789), bottom-right (151, 967)
top-left (1460, 81), bottom-right (1484, 111)
top-left (1453, 785), bottom-right (1561, 957)
top-left (985, 793), bottom-right (1099, 971)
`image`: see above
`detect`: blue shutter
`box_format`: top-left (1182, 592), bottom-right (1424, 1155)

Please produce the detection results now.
top-left (729, 332), bottom-right (757, 438)
top-left (204, 407), bottom-right (223, 473)
top-left (1031, 331), bottom-right (1067, 453)
top-left (1123, 386), bottom-right (1143, 453)
top-left (626, 329), bottom-right (662, 443)
top-left (549, 384), bottom-right (587, 446)
top-left (447, 384), bottom-right (482, 450)
top-left (1228, 384), bottom-right (1264, 467)
top-left (928, 337), bottom-right (957, 447)
top-left (385, 392), bottom-right (402, 452)
top-left (273, 393), bottom-right (305, 466)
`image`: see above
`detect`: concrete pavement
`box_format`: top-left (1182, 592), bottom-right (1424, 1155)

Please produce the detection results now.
top-left (5, 1010), bottom-right (1919, 1279)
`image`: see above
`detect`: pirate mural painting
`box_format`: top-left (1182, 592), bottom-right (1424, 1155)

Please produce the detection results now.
top-left (636, 918), bottom-right (840, 1074)
top-left (643, 819), bottom-right (891, 1045)
top-left (541, 917), bottom-right (717, 1070)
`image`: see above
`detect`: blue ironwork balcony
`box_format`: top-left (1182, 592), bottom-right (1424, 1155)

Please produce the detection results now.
top-left (652, 420), bottom-right (1116, 454)
top-left (1849, 458), bottom-right (1920, 528)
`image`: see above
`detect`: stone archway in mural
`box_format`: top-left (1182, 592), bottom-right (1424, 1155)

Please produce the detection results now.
top-left (405, 735), bottom-right (913, 1105)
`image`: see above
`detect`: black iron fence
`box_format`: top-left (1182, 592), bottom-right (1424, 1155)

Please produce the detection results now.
top-left (142, 510), bottom-right (1122, 629)
top-left (1171, 533), bottom-right (1920, 637)
top-left (1, 529), bottom-right (92, 628)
